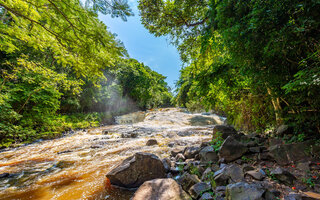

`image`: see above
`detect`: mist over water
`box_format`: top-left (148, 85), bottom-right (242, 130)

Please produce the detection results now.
top-left (0, 108), bottom-right (224, 200)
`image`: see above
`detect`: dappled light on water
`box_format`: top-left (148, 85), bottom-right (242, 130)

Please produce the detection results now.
top-left (0, 108), bottom-right (224, 200)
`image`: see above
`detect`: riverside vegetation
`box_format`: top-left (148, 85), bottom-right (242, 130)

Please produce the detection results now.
top-left (0, 0), bottom-right (171, 148)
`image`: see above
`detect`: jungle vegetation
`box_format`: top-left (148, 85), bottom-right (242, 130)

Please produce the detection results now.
top-left (0, 0), bottom-right (171, 147)
top-left (138, 0), bottom-right (320, 135)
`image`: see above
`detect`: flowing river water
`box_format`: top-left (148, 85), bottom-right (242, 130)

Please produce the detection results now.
top-left (0, 108), bottom-right (225, 200)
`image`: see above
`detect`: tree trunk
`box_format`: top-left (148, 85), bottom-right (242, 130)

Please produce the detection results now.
top-left (267, 87), bottom-right (283, 125)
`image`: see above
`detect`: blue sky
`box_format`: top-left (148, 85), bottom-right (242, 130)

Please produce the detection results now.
top-left (98, 0), bottom-right (181, 89)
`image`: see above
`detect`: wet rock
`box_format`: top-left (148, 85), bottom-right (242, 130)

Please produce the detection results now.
top-left (0, 173), bottom-right (9, 179)
top-left (176, 153), bottom-right (186, 162)
top-left (270, 167), bottom-right (296, 186)
top-left (188, 182), bottom-right (211, 199)
top-left (90, 145), bottom-right (103, 149)
top-left (106, 152), bottom-right (166, 188)
top-left (177, 172), bottom-right (201, 191)
top-left (245, 169), bottom-right (266, 180)
top-left (57, 150), bottom-right (73, 154)
top-left (184, 146), bottom-right (200, 159)
top-left (200, 146), bottom-right (219, 163)
top-left (162, 158), bottom-right (171, 173)
top-left (226, 182), bottom-right (265, 200)
top-left (219, 136), bottom-right (247, 162)
top-left (200, 192), bottom-right (214, 200)
top-left (213, 125), bottom-right (238, 139)
top-left (132, 178), bottom-right (191, 200)
top-left (146, 139), bottom-right (158, 146)
top-left (168, 142), bottom-right (175, 147)
top-left (171, 148), bottom-right (184, 157)
top-left (268, 143), bottom-right (309, 165)
top-left (121, 132), bottom-right (138, 138)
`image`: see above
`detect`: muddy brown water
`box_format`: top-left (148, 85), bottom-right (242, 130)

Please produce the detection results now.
top-left (0, 108), bottom-right (224, 200)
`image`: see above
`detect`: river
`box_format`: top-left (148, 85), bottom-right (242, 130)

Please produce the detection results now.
top-left (0, 108), bottom-right (224, 200)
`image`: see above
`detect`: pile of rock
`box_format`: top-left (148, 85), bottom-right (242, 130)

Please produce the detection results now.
top-left (106, 125), bottom-right (320, 200)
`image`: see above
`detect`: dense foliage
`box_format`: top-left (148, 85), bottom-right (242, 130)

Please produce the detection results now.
top-left (0, 0), bottom-right (171, 147)
top-left (139, 0), bottom-right (320, 135)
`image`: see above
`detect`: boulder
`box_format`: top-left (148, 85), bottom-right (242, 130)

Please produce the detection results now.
top-left (0, 173), bottom-right (9, 179)
top-left (199, 146), bottom-right (219, 163)
top-left (177, 172), bottom-right (201, 191)
top-left (162, 158), bottom-right (171, 172)
top-left (184, 146), bottom-right (200, 159)
top-left (132, 178), bottom-right (191, 200)
top-left (106, 152), bottom-right (166, 188)
top-left (245, 169), bottom-right (266, 181)
top-left (214, 164), bottom-right (244, 186)
top-left (219, 136), bottom-right (247, 162)
top-left (213, 125), bottom-right (238, 139)
top-left (268, 143), bottom-right (309, 165)
top-left (200, 192), bottom-right (214, 200)
top-left (146, 139), bottom-right (158, 146)
top-left (270, 167), bottom-right (296, 186)
top-left (176, 153), bottom-right (186, 162)
top-left (226, 182), bottom-right (265, 200)
top-left (284, 193), bottom-right (302, 200)
top-left (188, 182), bottom-right (211, 199)
top-left (171, 148), bottom-right (184, 157)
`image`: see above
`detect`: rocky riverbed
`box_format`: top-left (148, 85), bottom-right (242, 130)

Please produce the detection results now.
top-left (0, 108), bottom-right (224, 200)
top-left (105, 117), bottom-right (320, 200)
top-left (0, 108), bottom-right (319, 200)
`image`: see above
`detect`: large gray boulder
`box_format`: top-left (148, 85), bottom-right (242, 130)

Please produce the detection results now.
top-left (226, 182), bottom-right (265, 200)
top-left (188, 182), bottom-right (211, 199)
top-left (184, 146), bottom-right (201, 159)
top-left (200, 146), bottom-right (219, 163)
top-left (219, 136), bottom-right (247, 162)
top-left (268, 143), bottom-right (309, 166)
top-left (270, 167), bottom-right (296, 186)
top-left (132, 178), bottom-right (191, 200)
top-left (213, 125), bottom-right (238, 139)
top-left (214, 164), bottom-right (244, 186)
top-left (106, 152), bottom-right (166, 188)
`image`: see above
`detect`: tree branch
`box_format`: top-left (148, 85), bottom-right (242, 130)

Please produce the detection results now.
top-left (185, 17), bottom-right (208, 27)
top-left (0, 2), bottom-right (68, 48)
top-left (47, 0), bottom-right (82, 42)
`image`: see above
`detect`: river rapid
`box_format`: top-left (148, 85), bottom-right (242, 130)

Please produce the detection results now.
top-left (0, 108), bottom-right (224, 200)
